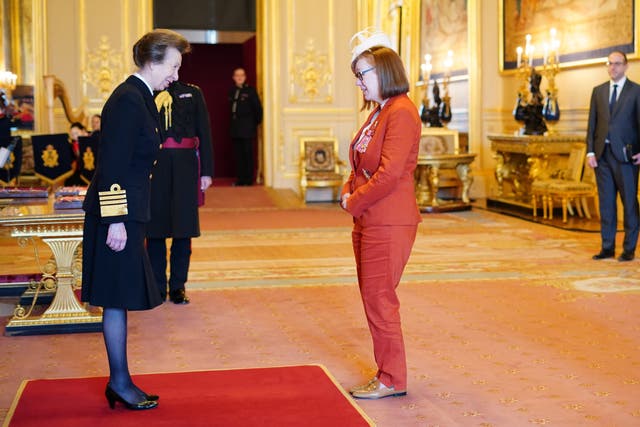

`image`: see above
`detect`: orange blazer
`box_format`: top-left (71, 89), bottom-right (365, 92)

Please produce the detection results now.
top-left (341, 93), bottom-right (422, 226)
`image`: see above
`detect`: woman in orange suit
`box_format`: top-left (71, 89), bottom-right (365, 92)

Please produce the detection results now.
top-left (341, 29), bottom-right (422, 400)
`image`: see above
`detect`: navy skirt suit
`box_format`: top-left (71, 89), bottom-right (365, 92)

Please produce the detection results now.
top-left (81, 75), bottom-right (164, 310)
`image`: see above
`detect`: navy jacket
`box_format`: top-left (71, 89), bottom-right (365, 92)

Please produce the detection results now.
top-left (83, 75), bottom-right (161, 223)
top-left (587, 79), bottom-right (640, 163)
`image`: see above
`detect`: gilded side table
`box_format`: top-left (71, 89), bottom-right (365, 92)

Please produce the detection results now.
top-left (488, 134), bottom-right (585, 208)
top-left (415, 153), bottom-right (477, 212)
top-left (0, 198), bottom-right (102, 335)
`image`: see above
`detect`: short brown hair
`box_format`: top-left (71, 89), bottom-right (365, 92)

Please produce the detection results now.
top-left (609, 50), bottom-right (628, 64)
top-left (133, 29), bottom-right (191, 68)
top-left (351, 46), bottom-right (409, 110)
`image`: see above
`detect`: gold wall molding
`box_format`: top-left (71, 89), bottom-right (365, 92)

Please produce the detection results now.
top-left (289, 38), bottom-right (332, 103)
top-left (261, 0), bottom-right (357, 192)
top-left (82, 35), bottom-right (124, 100)
top-left (31, 0), bottom-right (152, 133)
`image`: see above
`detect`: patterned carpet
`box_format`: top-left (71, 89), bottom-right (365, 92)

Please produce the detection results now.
top-left (1, 187), bottom-right (639, 426)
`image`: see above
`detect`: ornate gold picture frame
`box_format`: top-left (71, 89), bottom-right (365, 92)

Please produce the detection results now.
top-left (500, 0), bottom-right (638, 73)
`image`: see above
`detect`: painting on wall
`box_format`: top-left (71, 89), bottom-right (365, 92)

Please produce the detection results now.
top-left (420, 0), bottom-right (468, 79)
top-left (11, 85), bottom-right (34, 130)
top-left (501, 0), bottom-right (636, 71)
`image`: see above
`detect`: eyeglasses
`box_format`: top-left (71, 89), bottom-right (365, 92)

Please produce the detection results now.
top-left (355, 66), bottom-right (375, 81)
top-left (606, 61), bottom-right (626, 67)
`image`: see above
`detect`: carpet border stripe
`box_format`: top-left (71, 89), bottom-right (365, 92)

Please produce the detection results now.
top-left (2, 379), bottom-right (27, 427)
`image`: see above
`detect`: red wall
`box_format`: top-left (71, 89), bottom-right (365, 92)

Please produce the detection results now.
top-left (178, 39), bottom-right (257, 181)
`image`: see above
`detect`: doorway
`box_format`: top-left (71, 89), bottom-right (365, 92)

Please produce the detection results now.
top-left (178, 36), bottom-right (258, 185)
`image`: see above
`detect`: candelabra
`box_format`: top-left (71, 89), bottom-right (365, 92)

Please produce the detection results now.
top-left (513, 30), bottom-right (561, 135)
top-left (540, 50), bottom-right (560, 132)
top-left (418, 51), bottom-right (453, 128)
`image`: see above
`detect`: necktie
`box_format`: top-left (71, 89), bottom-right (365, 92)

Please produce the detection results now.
top-left (610, 84), bottom-right (618, 114)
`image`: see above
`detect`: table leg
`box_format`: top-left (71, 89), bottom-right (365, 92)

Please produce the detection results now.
top-left (456, 163), bottom-right (473, 204)
top-left (5, 237), bottom-right (102, 336)
top-left (428, 165), bottom-right (440, 206)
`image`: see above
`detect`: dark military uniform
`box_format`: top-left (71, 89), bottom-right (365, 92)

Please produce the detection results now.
top-left (147, 81), bottom-right (213, 300)
top-left (228, 83), bottom-right (262, 185)
top-left (81, 75), bottom-right (163, 310)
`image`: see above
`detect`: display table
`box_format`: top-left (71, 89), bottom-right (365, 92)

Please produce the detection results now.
top-left (488, 134), bottom-right (585, 208)
top-left (415, 153), bottom-right (476, 212)
top-left (0, 197), bottom-right (101, 335)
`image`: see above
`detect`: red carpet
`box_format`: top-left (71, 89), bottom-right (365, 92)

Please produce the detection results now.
top-left (5, 365), bottom-right (373, 427)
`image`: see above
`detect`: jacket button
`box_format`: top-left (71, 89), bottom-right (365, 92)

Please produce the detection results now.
top-left (155, 128), bottom-right (158, 133)
top-left (153, 160), bottom-right (157, 166)
top-left (149, 174), bottom-right (153, 179)
top-left (159, 144), bottom-right (163, 149)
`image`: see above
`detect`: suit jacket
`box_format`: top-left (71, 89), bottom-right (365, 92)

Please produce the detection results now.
top-left (83, 75), bottom-right (161, 224)
top-left (587, 78), bottom-right (640, 163)
top-left (341, 93), bottom-right (422, 226)
top-left (228, 84), bottom-right (263, 139)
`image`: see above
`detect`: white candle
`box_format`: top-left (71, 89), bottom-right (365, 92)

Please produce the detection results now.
top-left (543, 43), bottom-right (548, 65)
top-left (516, 46), bottom-right (523, 67)
top-left (529, 45), bottom-right (535, 66)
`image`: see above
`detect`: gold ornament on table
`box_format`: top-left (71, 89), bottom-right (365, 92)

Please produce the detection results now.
top-left (418, 51), bottom-right (453, 128)
top-left (512, 29), bottom-right (561, 135)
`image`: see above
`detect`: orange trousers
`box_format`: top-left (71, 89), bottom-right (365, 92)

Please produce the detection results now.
top-left (352, 222), bottom-right (418, 390)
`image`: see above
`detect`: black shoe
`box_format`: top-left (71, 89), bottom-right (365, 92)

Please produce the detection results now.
top-left (134, 385), bottom-right (159, 401)
top-left (169, 288), bottom-right (190, 304)
top-left (105, 384), bottom-right (158, 410)
top-left (618, 252), bottom-right (635, 262)
top-left (592, 250), bottom-right (615, 260)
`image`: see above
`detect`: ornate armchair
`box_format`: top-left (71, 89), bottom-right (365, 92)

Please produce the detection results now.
top-left (299, 137), bottom-right (347, 202)
top-left (531, 143), bottom-right (597, 222)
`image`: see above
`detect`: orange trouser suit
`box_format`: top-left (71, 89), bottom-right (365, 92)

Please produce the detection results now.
top-left (352, 222), bottom-right (418, 390)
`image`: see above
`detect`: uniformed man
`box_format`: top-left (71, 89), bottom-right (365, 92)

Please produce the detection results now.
top-left (148, 81), bottom-right (213, 304)
top-left (229, 67), bottom-right (262, 186)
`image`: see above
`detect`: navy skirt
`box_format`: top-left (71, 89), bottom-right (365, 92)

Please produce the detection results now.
top-left (81, 214), bottom-right (163, 310)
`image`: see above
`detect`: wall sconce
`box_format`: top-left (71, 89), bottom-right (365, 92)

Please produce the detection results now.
top-left (0, 70), bottom-right (18, 91)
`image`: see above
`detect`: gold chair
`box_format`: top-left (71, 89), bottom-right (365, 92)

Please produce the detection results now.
top-left (546, 163), bottom-right (598, 223)
top-left (531, 143), bottom-right (586, 219)
top-left (299, 137), bottom-right (347, 202)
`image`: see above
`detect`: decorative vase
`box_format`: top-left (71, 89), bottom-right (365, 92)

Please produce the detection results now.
top-left (542, 93), bottom-right (560, 122)
top-left (439, 98), bottom-right (452, 125)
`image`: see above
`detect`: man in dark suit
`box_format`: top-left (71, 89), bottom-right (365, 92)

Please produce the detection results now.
top-left (228, 68), bottom-right (262, 186)
top-left (586, 50), bottom-right (640, 262)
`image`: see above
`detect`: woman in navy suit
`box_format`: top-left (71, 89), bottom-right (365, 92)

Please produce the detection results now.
top-left (82, 29), bottom-right (190, 410)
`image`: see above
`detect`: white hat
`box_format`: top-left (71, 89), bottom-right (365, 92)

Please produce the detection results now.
top-left (350, 28), bottom-right (394, 63)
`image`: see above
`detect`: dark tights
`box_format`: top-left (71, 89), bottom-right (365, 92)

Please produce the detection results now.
top-left (103, 308), bottom-right (147, 403)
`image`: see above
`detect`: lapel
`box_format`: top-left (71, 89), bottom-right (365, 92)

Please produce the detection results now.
top-left (351, 105), bottom-right (382, 169)
top-left (126, 75), bottom-right (160, 125)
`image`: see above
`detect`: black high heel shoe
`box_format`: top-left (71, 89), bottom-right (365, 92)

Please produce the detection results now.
top-left (134, 385), bottom-right (159, 401)
top-left (105, 384), bottom-right (158, 410)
